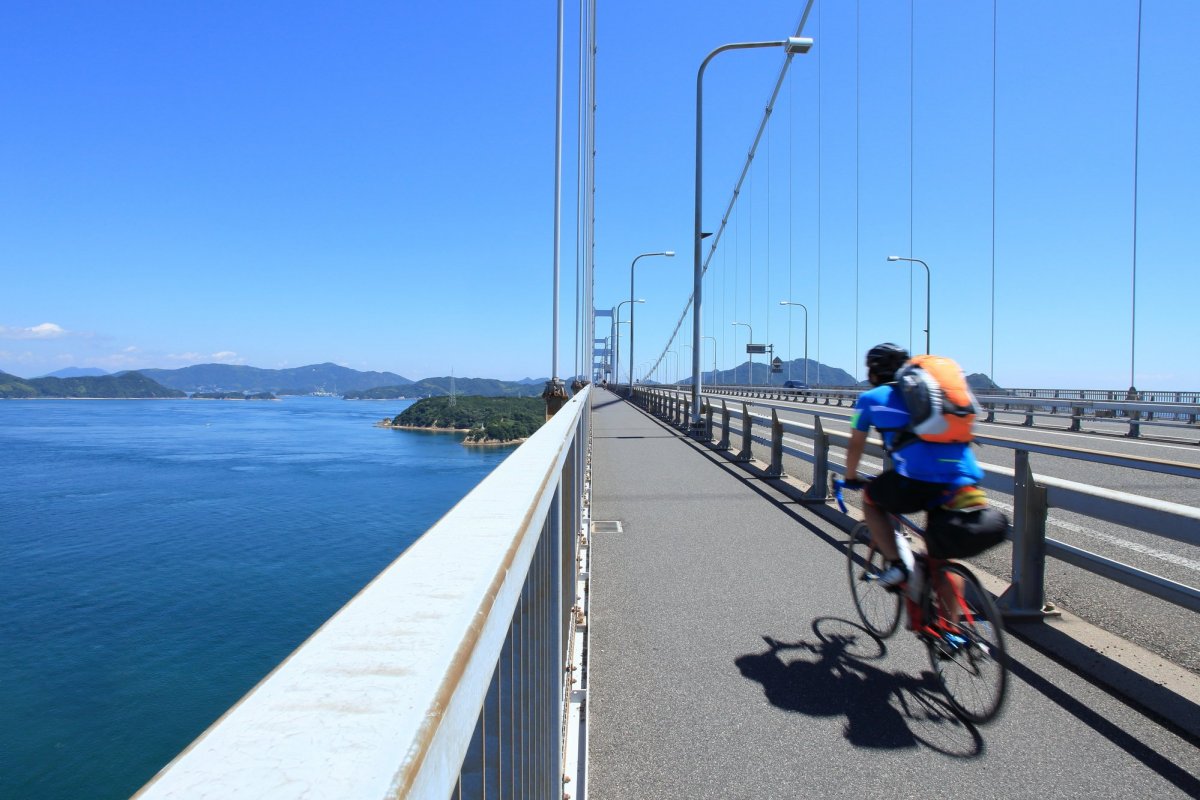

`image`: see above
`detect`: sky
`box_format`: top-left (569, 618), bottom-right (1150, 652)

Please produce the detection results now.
top-left (2, 2), bottom-right (1197, 389)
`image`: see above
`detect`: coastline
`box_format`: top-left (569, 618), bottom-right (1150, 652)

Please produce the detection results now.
top-left (376, 420), bottom-right (525, 447)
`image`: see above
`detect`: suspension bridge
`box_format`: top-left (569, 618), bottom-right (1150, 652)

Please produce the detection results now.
top-left (134, 2), bottom-right (1198, 797)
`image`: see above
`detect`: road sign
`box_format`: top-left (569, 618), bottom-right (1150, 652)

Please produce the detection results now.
top-left (746, 344), bottom-right (767, 355)
top-left (771, 357), bottom-right (783, 373)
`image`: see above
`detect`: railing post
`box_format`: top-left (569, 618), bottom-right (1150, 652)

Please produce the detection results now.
top-left (1070, 406), bottom-right (1083, 432)
top-left (985, 402), bottom-right (996, 423)
top-left (735, 403), bottom-right (753, 462)
top-left (717, 400), bottom-right (731, 450)
top-left (766, 410), bottom-right (785, 477)
top-left (704, 399), bottom-right (714, 442)
top-left (999, 450), bottom-right (1056, 619)
top-left (1023, 409), bottom-right (1035, 427)
top-left (801, 415), bottom-right (829, 502)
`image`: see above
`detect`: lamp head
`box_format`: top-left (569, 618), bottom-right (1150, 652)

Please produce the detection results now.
top-left (784, 37), bottom-right (813, 55)
top-left (886, 255), bottom-right (900, 262)
top-left (664, 250), bottom-right (676, 257)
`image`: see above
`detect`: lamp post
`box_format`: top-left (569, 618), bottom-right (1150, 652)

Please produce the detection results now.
top-left (887, 256), bottom-right (931, 354)
top-left (731, 321), bottom-right (754, 385)
top-left (630, 251), bottom-right (676, 395)
top-left (779, 300), bottom-right (809, 386)
top-left (703, 335), bottom-right (718, 382)
top-left (690, 36), bottom-right (814, 427)
top-left (665, 350), bottom-right (678, 385)
top-left (614, 320), bottom-right (631, 383)
top-left (680, 344), bottom-right (693, 384)
top-left (615, 299), bottom-right (644, 392)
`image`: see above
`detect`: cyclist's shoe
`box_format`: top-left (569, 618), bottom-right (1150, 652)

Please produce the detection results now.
top-left (877, 561), bottom-right (909, 591)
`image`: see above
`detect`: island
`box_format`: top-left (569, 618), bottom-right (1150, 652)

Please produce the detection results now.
top-left (0, 370), bottom-right (186, 399)
top-left (379, 396), bottom-right (545, 446)
top-left (191, 391), bottom-right (277, 400)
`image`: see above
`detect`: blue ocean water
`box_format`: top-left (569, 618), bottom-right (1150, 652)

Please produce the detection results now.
top-left (0, 397), bottom-right (511, 800)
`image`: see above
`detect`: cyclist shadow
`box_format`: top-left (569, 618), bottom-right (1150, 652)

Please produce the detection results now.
top-left (735, 616), bottom-right (984, 758)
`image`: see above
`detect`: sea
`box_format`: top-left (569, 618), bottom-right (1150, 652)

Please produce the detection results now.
top-left (0, 396), bottom-right (513, 800)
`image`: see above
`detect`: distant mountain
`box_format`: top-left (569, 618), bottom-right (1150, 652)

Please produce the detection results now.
top-left (966, 373), bottom-right (1003, 392)
top-left (678, 358), bottom-right (857, 388)
top-left (0, 370), bottom-right (185, 399)
top-left (37, 367), bottom-right (109, 379)
top-left (345, 376), bottom-right (546, 399)
top-left (515, 377), bottom-right (550, 386)
top-left (136, 362), bottom-right (413, 394)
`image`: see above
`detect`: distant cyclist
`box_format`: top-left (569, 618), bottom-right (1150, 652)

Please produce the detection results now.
top-left (843, 343), bottom-right (986, 588)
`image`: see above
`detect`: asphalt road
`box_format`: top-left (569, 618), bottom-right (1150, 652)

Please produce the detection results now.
top-left (588, 389), bottom-right (1200, 799)
top-left (696, 390), bottom-right (1200, 674)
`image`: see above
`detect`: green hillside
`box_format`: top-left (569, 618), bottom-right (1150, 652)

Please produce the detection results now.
top-left (347, 377), bottom-right (544, 399)
top-left (138, 362), bottom-right (412, 394)
top-left (388, 396), bottom-right (545, 443)
top-left (0, 371), bottom-right (185, 399)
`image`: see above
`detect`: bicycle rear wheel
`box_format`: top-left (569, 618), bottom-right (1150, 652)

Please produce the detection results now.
top-left (926, 562), bottom-right (1008, 724)
top-left (846, 522), bottom-right (901, 637)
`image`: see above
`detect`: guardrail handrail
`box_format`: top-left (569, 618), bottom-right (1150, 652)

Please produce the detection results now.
top-left (631, 386), bottom-right (1199, 616)
top-left (137, 388), bottom-right (592, 799)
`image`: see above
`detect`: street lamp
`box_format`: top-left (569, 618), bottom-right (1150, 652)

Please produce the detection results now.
top-left (664, 350), bottom-right (678, 385)
top-left (703, 335), bottom-right (718, 381)
top-left (779, 300), bottom-right (809, 386)
top-left (680, 344), bottom-right (693, 384)
top-left (615, 299), bottom-right (644, 392)
top-left (630, 251), bottom-right (676, 395)
top-left (731, 321), bottom-right (754, 385)
top-left (690, 35), bottom-right (814, 427)
top-left (887, 255), bottom-right (931, 354)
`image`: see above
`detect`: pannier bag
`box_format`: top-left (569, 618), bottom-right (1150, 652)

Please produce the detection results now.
top-left (924, 505), bottom-right (1009, 559)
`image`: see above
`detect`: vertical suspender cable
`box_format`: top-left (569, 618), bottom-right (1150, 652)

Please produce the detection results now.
top-left (552, 0), bottom-right (563, 382)
top-left (587, 0), bottom-right (598, 382)
top-left (1130, 0), bottom-right (1142, 391)
top-left (908, 0), bottom-right (914, 355)
top-left (574, 0), bottom-right (584, 380)
top-left (855, 0), bottom-right (861, 380)
top-left (990, 0), bottom-right (997, 386)
top-left (816, 1), bottom-right (822, 386)
top-left (788, 70), bottom-right (794, 384)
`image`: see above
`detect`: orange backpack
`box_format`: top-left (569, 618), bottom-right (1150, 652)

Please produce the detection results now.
top-left (892, 355), bottom-right (978, 448)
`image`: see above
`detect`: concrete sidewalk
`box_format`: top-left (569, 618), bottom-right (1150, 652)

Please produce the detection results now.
top-left (586, 388), bottom-right (1199, 799)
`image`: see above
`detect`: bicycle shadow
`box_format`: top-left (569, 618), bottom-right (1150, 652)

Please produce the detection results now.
top-left (735, 617), bottom-right (984, 758)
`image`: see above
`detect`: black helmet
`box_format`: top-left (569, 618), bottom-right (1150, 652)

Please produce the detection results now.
top-left (865, 342), bottom-right (908, 382)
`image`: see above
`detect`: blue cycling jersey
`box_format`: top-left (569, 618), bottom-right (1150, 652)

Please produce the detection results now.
top-left (852, 383), bottom-right (983, 486)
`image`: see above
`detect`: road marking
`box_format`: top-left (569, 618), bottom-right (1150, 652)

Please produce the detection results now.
top-left (986, 497), bottom-right (1200, 574)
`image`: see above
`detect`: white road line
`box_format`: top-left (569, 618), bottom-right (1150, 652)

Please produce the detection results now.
top-left (986, 497), bottom-right (1200, 574)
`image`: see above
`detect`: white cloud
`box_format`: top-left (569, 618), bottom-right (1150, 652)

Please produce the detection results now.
top-left (0, 322), bottom-right (68, 340)
top-left (211, 351), bottom-right (241, 363)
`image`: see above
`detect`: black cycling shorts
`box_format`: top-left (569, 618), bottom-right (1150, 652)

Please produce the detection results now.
top-left (864, 470), bottom-right (947, 514)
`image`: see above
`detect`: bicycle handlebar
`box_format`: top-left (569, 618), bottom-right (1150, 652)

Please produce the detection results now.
top-left (831, 475), bottom-right (874, 513)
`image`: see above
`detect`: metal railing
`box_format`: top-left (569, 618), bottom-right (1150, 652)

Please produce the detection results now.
top-left (136, 387), bottom-right (592, 800)
top-left (632, 387), bottom-right (1200, 616)
top-left (697, 384), bottom-right (1200, 438)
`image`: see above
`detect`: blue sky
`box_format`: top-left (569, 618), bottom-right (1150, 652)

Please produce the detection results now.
top-left (2, 2), bottom-right (1196, 389)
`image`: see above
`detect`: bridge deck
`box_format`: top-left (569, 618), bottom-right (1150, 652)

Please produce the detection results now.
top-left (587, 389), bottom-right (1199, 799)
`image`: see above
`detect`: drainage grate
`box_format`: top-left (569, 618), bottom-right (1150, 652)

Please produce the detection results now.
top-left (591, 520), bottom-right (623, 534)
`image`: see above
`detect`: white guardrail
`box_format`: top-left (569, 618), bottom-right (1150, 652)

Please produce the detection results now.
top-left (634, 387), bottom-right (1200, 616)
top-left (685, 384), bottom-right (1200, 439)
top-left (136, 387), bottom-right (592, 800)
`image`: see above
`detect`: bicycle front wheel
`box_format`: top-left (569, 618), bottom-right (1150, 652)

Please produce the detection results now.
top-left (926, 562), bottom-right (1008, 724)
top-left (846, 522), bottom-right (901, 638)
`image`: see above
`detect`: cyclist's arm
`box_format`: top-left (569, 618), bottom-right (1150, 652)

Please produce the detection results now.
top-left (845, 428), bottom-right (868, 482)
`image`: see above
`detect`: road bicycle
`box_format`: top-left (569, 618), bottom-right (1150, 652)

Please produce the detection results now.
top-left (832, 477), bottom-right (1009, 723)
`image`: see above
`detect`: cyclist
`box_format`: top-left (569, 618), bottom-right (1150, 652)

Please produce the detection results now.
top-left (843, 343), bottom-right (985, 589)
